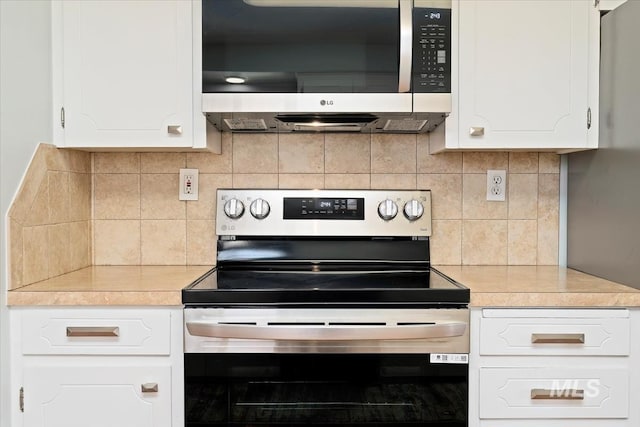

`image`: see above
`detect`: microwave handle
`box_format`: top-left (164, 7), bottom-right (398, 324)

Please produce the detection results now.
top-left (398, 0), bottom-right (413, 93)
top-left (186, 322), bottom-right (466, 341)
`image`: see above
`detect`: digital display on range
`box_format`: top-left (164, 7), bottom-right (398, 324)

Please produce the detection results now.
top-left (283, 197), bottom-right (364, 220)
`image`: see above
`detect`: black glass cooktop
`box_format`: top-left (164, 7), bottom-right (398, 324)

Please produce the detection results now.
top-left (182, 266), bottom-right (469, 307)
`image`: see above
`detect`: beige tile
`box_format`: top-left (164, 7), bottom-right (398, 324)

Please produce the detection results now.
top-left (69, 173), bottom-right (91, 221)
top-left (48, 171), bottom-right (70, 223)
top-left (232, 133), bottom-right (278, 173)
top-left (462, 174), bottom-right (507, 219)
top-left (371, 134), bottom-right (416, 174)
top-left (278, 133), bottom-right (324, 173)
top-left (67, 149), bottom-right (92, 173)
top-left (94, 220), bottom-right (141, 265)
top-left (187, 220), bottom-right (216, 265)
top-left (141, 220), bottom-right (186, 265)
top-left (539, 153), bottom-right (560, 173)
top-left (187, 174), bottom-right (233, 220)
top-left (187, 133), bottom-right (233, 173)
top-left (42, 144), bottom-right (70, 171)
top-left (23, 225), bottom-right (49, 285)
top-left (430, 220), bottom-right (462, 265)
top-left (48, 223), bottom-right (71, 278)
top-left (141, 174), bottom-right (186, 219)
top-left (24, 179), bottom-right (49, 226)
top-left (538, 174), bottom-right (560, 265)
top-left (94, 152), bottom-right (140, 173)
top-left (417, 174), bottom-right (462, 220)
top-left (69, 221), bottom-right (91, 270)
top-left (509, 152), bottom-right (538, 173)
top-left (417, 135), bottom-right (462, 173)
top-left (508, 174), bottom-right (538, 219)
top-left (94, 174), bottom-right (140, 219)
top-left (140, 153), bottom-right (186, 173)
top-left (279, 174), bottom-right (325, 189)
top-left (233, 174), bottom-right (278, 189)
top-left (508, 220), bottom-right (538, 265)
top-left (9, 219), bottom-right (24, 289)
top-left (9, 144), bottom-right (49, 220)
top-left (325, 174), bottom-right (370, 189)
top-left (462, 220), bottom-right (508, 265)
top-left (325, 134), bottom-right (371, 173)
top-left (462, 152), bottom-right (509, 173)
top-left (370, 174), bottom-right (416, 189)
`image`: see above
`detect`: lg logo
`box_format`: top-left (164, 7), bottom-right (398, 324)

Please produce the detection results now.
top-left (320, 99), bottom-right (334, 106)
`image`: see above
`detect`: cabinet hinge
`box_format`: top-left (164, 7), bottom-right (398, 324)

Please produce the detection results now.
top-left (587, 107), bottom-right (592, 129)
top-left (19, 387), bottom-right (24, 412)
top-left (60, 107), bottom-right (65, 129)
top-left (594, 0), bottom-right (600, 7)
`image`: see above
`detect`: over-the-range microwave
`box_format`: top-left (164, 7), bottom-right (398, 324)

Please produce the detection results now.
top-left (201, 0), bottom-right (452, 133)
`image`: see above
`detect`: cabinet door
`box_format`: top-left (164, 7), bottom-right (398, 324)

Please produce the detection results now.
top-left (23, 362), bottom-right (171, 427)
top-left (54, 1), bottom-right (193, 149)
top-left (456, 0), bottom-right (596, 150)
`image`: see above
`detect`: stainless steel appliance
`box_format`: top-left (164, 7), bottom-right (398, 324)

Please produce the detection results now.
top-left (183, 189), bottom-right (469, 426)
top-left (201, 0), bottom-right (452, 133)
top-left (567, 1), bottom-right (640, 289)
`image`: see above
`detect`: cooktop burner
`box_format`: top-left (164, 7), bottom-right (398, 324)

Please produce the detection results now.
top-left (182, 267), bottom-right (468, 307)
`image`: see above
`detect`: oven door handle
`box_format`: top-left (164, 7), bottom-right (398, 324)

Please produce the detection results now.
top-left (185, 322), bottom-right (467, 341)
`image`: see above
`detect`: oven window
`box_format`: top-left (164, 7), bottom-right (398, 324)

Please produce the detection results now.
top-left (185, 354), bottom-right (467, 426)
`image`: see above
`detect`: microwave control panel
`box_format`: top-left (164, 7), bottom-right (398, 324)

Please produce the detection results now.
top-left (413, 8), bottom-right (451, 93)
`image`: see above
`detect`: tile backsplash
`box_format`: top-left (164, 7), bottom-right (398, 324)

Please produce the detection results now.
top-left (8, 135), bottom-right (560, 288)
top-left (92, 133), bottom-right (560, 267)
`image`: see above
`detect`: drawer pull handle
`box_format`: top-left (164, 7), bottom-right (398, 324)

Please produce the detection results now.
top-left (66, 327), bottom-right (120, 337)
top-left (141, 383), bottom-right (158, 393)
top-left (469, 126), bottom-right (485, 136)
top-left (531, 388), bottom-right (584, 400)
top-left (531, 333), bottom-right (585, 344)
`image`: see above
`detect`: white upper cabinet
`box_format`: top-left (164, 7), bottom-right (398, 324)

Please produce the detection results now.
top-left (52, 0), bottom-right (212, 150)
top-left (434, 0), bottom-right (600, 152)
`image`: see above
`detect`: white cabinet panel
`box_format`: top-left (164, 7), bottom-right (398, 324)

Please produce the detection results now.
top-left (52, 0), bottom-right (205, 149)
top-left (21, 308), bottom-right (171, 355)
top-left (437, 0), bottom-right (599, 152)
top-left (23, 363), bottom-right (171, 427)
top-left (479, 367), bottom-right (629, 419)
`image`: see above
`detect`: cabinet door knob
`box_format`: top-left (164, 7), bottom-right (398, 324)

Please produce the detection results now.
top-left (168, 125), bottom-right (182, 135)
top-left (141, 383), bottom-right (158, 393)
top-left (469, 127), bottom-right (485, 136)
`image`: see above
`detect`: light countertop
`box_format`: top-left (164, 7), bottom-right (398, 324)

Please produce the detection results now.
top-left (436, 265), bottom-right (640, 307)
top-left (6, 266), bottom-right (212, 306)
top-left (7, 265), bottom-right (640, 307)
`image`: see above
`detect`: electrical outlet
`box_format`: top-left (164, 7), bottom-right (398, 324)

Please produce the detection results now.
top-left (179, 168), bottom-right (199, 201)
top-left (486, 170), bottom-right (506, 201)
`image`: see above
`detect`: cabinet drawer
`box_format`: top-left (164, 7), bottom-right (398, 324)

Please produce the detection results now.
top-left (21, 308), bottom-right (171, 355)
top-left (479, 368), bottom-right (629, 419)
top-left (480, 309), bottom-right (630, 356)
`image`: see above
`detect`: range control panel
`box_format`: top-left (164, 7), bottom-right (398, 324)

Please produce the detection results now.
top-left (216, 189), bottom-right (432, 237)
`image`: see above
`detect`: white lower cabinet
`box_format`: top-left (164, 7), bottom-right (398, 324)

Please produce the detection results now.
top-left (11, 307), bottom-right (184, 427)
top-left (23, 362), bottom-right (172, 427)
top-left (470, 308), bottom-right (640, 427)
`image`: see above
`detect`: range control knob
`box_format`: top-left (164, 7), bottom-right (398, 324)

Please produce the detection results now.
top-left (377, 199), bottom-right (398, 221)
top-left (223, 198), bottom-right (245, 219)
top-left (250, 198), bottom-right (270, 219)
top-left (403, 199), bottom-right (425, 221)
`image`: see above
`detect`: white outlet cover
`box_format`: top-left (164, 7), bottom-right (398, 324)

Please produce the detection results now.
top-left (486, 170), bottom-right (506, 201)
top-left (179, 168), bottom-right (199, 201)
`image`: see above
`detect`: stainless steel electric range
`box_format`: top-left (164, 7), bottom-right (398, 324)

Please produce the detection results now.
top-left (182, 189), bottom-right (469, 427)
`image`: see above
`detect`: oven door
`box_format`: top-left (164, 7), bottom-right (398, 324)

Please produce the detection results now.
top-left (185, 353), bottom-right (467, 426)
top-left (184, 308), bottom-right (468, 426)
